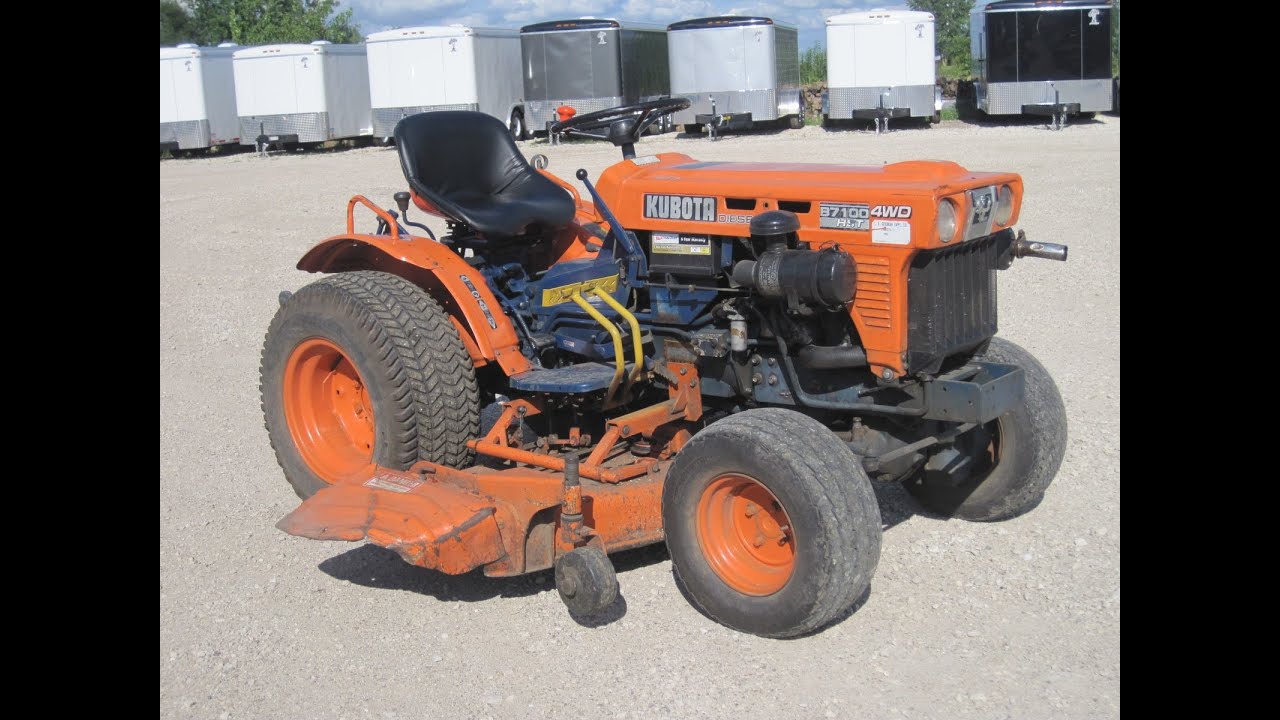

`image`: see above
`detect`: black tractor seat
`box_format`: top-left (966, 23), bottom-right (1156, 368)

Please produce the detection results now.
top-left (395, 111), bottom-right (575, 239)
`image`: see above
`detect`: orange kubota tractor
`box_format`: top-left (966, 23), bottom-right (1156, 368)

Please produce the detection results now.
top-left (261, 99), bottom-right (1069, 638)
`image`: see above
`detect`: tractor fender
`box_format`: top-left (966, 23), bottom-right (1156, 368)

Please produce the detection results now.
top-left (297, 234), bottom-right (532, 376)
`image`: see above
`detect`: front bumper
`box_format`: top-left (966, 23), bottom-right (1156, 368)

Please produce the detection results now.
top-left (922, 361), bottom-right (1025, 424)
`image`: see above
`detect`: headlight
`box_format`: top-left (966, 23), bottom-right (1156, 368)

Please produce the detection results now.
top-left (994, 184), bottom-right (1014, 226)
top-left (936, 199), bottom-right (958, 243)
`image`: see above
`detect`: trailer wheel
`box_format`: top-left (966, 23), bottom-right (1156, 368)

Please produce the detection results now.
top-left (663, 409), bottom-right (882, 638)
top-left (904, 337), bottom-right (1067, 521)
top-left (683, 123), bottom-right (703, 136)
top-left (931, 110), bottom-right (942, 124)
top-left (260, 271), bottom-right (481, 499)
top-left (788, 114), bottom-right (804, 130)
top-left (509, 109), bottom-right (527, 141)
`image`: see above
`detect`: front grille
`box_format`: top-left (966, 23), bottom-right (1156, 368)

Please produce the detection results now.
top-left (907, 235), bottom-right (1000, 373)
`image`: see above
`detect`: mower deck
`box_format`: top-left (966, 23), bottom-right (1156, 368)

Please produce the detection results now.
top-left (278, 447), bottom-right (670, 579)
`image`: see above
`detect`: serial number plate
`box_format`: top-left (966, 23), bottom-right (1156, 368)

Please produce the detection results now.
top-left (819, 202), bottom-right (870, 231)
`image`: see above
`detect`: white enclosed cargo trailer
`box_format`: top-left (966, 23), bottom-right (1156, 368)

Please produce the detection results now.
top-left (667, 16), bottom-right (801, 134)
top-left (520, 19), bottom-right (670, 133)
top-left (366, 25), bottom-right (525, 140)
top-left (232, 42), bottom-right (371, 146)
top-left (824, 10), bottom-right (939, 128)
top-left (160, 44), bottom-right (240, 151)
top-left (970, 0), bottom-right (1113, 125)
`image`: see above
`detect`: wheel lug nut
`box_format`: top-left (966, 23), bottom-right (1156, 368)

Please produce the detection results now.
top-left (745, 503), bottom-right (758, 517)
top-left (753, 534), bottom-right (765, 547)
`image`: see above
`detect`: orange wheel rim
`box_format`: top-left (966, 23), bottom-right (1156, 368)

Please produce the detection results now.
top-left (695, 474), bottom-right (796, 596)
top-left (283, 338), bottom-right (375, 484)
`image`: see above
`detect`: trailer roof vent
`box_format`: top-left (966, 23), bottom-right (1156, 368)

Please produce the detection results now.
top-left (217, 42), bottom-right (238, 48)
top-left (177, 43), bottom-right (198, 48)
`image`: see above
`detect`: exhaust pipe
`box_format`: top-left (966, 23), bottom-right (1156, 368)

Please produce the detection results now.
top-left (1012, 229), bottom-right (1068, 262)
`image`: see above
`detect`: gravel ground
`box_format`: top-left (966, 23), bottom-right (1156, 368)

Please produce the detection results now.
top-left (160, 116), bottom-right (1120, 720)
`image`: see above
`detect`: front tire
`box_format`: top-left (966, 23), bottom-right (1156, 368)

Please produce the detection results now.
top-left (260, 271), bottom-right (480, 499)
top-left (663, 409), bottom-right (882, 638)
top-left (904, 337), bottom-right (1067, 521)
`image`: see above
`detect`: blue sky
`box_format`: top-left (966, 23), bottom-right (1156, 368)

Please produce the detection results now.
top-left (345, 1), bottom-right (910, 50)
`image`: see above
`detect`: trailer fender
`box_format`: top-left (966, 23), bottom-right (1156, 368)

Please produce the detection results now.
top-left (297, 234), bottom-right (533, 376)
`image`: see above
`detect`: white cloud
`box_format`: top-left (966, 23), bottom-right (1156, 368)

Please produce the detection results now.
top-left (441, 13), bottom-right (497, 28)
top-left (348, 0), bottom-right (469, 18)
top-left (620, 0), bottom-right (714, 23)
top-left (501, 0), bottom-right (615, 24)
top-left (346, 1), bottom-right (907, 36)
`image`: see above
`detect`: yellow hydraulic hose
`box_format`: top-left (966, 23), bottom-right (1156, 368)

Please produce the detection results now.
top-left (570, 291), bottom-right (625, 404)
top-left (590, 288), bottom-right (644, 386)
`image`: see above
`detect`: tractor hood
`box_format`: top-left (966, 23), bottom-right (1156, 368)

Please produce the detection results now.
top-left (595, 153), bottom-right (1023, 249)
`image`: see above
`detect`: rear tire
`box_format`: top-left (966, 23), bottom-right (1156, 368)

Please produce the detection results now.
top-left (663, 409), bottom-right (882, 638)
top-left (788, 114), bottom-right (804, 130)
top-left (904, 337), bottom-right (1067, 521)
top-left (260, 271), bottom-right (480, 499)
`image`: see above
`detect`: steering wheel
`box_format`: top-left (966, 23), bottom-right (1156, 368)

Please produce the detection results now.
top-left (550, 97), bottom-right (691, 158)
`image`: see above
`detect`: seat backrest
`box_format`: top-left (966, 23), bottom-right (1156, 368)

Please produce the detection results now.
top-left (395, 111), bottom-right (530, 205)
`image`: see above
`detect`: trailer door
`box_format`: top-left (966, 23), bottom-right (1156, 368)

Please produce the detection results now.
top-left (240, 55), bottom-right (301, 115)
top-left (694, 28), bottom-right (745, 92)
top-left (854, 21), bottom-right (907, 87)
top-left (904, 20), bottom-right (935, 86)
top-left (522, 34), bottom-right (547, 102)
top-left (1018, 10), bottom-right (1082, 81)
top-left (160, 59), bottom-right (179, 123)
top-left (985, 12), bottom-right (1019, 82)
top-left (164, 56), bottom-right (208, 121)
top-left (440, 35), bottom-right (478, 105)
top-left (743, 26), bottom-right (772, 90)
top-left (370, 38), bottom-right (444, 107)
top-left (1081, 8), bottom-right (1112, 79)
top-left (589, 29), bottom-right (622, 99)
top-left (545, 32), bottom-right (595, 100)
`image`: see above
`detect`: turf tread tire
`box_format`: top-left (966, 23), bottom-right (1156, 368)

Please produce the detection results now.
top-left (260, 271), bottom-right (480, 499)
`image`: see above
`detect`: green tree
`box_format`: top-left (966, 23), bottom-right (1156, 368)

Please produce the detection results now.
top-left (191, 0), bottom-right (360, 46)
top-left (800, 45), bottom-right (826, 85)
top-left (908, 0), bottom-right (973, 73)
top-left (160, 1), bottom-right (195, 45)
top-left (1112, 0), bottom-right (1120, 75)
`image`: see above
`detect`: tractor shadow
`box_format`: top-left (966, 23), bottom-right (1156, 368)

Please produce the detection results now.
top-left (874, 481), bottom-right (924, 531)
top-left (319, 488), bottom-right (929, 633)
top-left (317, 540), bottom-right (670, 628)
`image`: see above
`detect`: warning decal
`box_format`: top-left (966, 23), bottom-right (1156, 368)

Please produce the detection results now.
top-left (364, 472), bottom-right (423, 493)
top-left (652, 232), bottom-right (711, 256)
